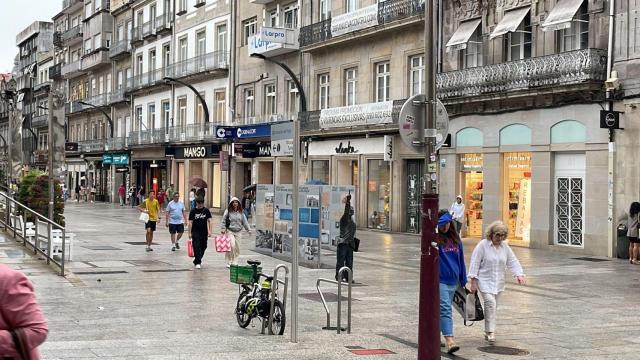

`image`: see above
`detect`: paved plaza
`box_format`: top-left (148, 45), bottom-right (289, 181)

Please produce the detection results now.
top-left (2, 201), bottom-right (640, 359)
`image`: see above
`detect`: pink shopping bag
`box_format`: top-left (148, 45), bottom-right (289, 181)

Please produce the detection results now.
top-left (215, 233), bottom-right (231, 252)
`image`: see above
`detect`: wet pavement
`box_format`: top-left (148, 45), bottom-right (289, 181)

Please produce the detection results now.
top-left (2, 201), bottom-right (640, 359)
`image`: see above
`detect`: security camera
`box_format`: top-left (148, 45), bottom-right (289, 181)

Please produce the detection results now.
top-left (605, 70), bottom-right (620, 91)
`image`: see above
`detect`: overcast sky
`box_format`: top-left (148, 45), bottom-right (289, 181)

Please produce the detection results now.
top-left (0, 0), bottom-right (62, 73)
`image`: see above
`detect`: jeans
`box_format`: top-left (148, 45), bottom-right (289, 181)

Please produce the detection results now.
top-left (479, 291), bottom-right (501, 333)
top-left (439, 282), bottom-right (458, 337)
top-left (119, 196), bottom-right (124, 206)
top-left (454, 220), bottom-right (462, 233)
top-left (192, 234), bottom-right (208, 265)
top-left (336, 243), bottom-right (354, 281)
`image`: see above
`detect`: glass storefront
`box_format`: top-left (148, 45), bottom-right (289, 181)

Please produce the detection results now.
top-left (406, 159), bottom-right (423, 233)
top-left (502, 152), bottom-right (532, 243)
top-left (336, 159), bottom-right (358, 185)
top-left (460, 153), bottom-right (483, 238)
top-left (367, 159), bottom-right (390, 230)
top-left (311, 160), bottom-right (330, 184)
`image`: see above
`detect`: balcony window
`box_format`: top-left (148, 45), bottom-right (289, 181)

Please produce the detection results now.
top-left (149, 103), bottom-right (156, 129)
top-left (264, 84), bottom-right (277, 117)
top-left (178, 96), bottom-right (187, 126)
top-left (117, 71), bottom-right (123, 90)
top-left (136, 54), bottom-right (143, 76)
top-left (409, 55), bottom-right (424, 97)
top-left (85, 1), bottom-right (92, 18)
top-left (195, 92), bottom-right (205, 124)
top-left (215, 90), bottom-right (226, 123)
top-left (461, 27), bottom-right (483, 68)
top-left (244, 88), bottom-right (255, 121)
top-left (134, 106), bottom-right (142, 132)
top-left (243, 17), bottom-right (257, 46)
top-left (196, 30), bottom-right (206, 68)
top-left (178, 0), bottom-right (187, 15)
top-left (150, 4), bottom-right (157, 30)
top-left (556, 3), bottom-right (588, 52)
top-left (288, 80), bottom-right (299, 114)
top-left (346, 0), bottom-right (358, 13)
top-left (501, 11), bottom-right (532, 61)
top-left (269, 10), bottom-right (278, 27)
top-left (318, 74), bottom-right (330, 110)
top-left (216, 23), bottom-right (227, 55)
top-left (149, 49), bottom-right (157, 81)
top-left (283, 3), bottom-right (299, 29)
top-left (376, 61), bottom-right (390, 102)
top-left (179, 37), bottom-right (188, 61)
top-left (320, 0), bottom-right (331, 20)
top-left (162, 100), bottom-right (170, 128)
top-left (84, 39), bottom-right (92, 55)
top-left (344, 68), bottom-right (358, 106)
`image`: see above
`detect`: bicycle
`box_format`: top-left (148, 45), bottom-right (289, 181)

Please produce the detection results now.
top-left (234, 260), bottom-right (286, 335)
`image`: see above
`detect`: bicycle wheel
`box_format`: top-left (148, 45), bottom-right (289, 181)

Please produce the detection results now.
top-left (236, 292), bottom-right (251, 328)
top-left (269, 299), bottom-right (286, 335)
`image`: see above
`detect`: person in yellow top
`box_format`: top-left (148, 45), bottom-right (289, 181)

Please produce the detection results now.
top-left (138, 190), bottom-right (161, 252)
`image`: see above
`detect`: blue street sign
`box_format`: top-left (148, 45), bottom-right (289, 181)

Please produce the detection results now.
top-left (215, 124), bottom-right (271, 139)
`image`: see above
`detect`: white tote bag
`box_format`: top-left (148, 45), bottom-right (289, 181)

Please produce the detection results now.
top-left (139, 212), bottom-right (149, 222)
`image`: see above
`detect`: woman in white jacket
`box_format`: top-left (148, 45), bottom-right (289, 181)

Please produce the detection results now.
top-left (449, 195), bottom-right (465, 233)
top-left (221, 197), bottom-right (251, 267)
top-left (467, 220), bottom-right (526, 344)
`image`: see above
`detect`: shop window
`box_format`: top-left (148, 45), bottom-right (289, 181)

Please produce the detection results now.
top-left (456, 127), bottom-right (483, 147)
top-left (499, 124), bottom-right (531, 146)
top-left (311, 160), bottom-right (329, 184)
top-left (367, 159), bottom-right (390, 231)
top-left (551, 120), bottom-right (586, 144)
top-left (406, 159), bottom-right (423, 233)
top-left (502, 152), bottom-right (532, 242)
top-left (460, 154), bottom-right (483, 237)
top-left (212, 162), bottom-right (221, 208)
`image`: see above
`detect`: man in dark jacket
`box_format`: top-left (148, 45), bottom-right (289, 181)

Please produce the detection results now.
top-left (336, 194), bottom-right (356, 282)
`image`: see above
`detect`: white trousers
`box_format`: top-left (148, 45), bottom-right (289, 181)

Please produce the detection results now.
top-left (479, 291), bottom-right (501, 333)
top-left (225, 231), bottom-right (241, 264)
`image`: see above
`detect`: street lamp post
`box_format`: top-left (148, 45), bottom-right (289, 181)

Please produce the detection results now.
top-left (163, 76), bottom-right (210, 124)
top-left (250, 52), bottom-right (305, 344)
top-left (77, 101), bottom-right (114, 138)
top-left (1, 78), bottom-right (17, 188)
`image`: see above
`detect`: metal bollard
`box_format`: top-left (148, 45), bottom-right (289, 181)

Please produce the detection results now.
top-left (336, 266), bottom-right (353, 334)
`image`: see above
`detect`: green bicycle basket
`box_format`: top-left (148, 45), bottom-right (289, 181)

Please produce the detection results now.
top-left (230, 264), bottom-right (262, 285)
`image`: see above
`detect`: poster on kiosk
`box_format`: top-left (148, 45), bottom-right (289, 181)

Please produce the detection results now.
top-left (254, 184), bottom-right (274, 254)
top-left (273, 185), bottom-right (293, 256)
top-left (297, 186), bottom-right (322, 266)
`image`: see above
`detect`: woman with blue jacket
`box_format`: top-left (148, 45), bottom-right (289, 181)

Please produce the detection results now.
top-left (437, 212), bottom-right (467, 354)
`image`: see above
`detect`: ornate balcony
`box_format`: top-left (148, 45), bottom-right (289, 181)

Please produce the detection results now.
top-left (49, 63), bottom-right (62, 80)
top-left (106, 137), bottom-right (127, 150)
top-left (165, 123), bottom-right (217, 143)
top-left (436, 49), bottom-right (607, 103)
top-left (109, 39), bottom-right (131, 59)
top-left (299, 0), bottom-right (424, 48)
top-left (31, 114), bottom-right (48, 128)
top-left (155, 14), bottom-right (172, 35)
top-left (166, 51), bottom-right (229, 80)
top-left (78, 139), bottom-right (107, 153)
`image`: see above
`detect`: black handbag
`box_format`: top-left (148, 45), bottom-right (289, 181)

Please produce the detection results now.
top-left (353, 237), bottom-right (360, 252)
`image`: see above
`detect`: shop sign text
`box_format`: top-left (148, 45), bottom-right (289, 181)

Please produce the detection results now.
top-left (319, 101), bottom-right (393, 129)
top-left (330, 4), bottom-right (378, 37)
top-left (183, 146), bottom-right (207, 158)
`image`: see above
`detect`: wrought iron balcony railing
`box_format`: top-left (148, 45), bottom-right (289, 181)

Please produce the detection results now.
top-left (31, 114), bottom-right (48, 128)
top-left (166, 51), bottom-right (229, 79)
top-left (299, 0), bottom-right (424, 47)
top-left (106, 137), bottom-right (127, 150)
top-left (166, 123), bottom-right (218, 143)
top-left (155, 14), bottom-right (172, 33)
top-left (436, 48), bottom-right (607, 100)
top-left (131, 68), bottom-right (166, 91)
top-left (109, 39), bottom-right (131, 58)
top-left (68, 94), bottom-right (109, 113)
top-left (108, 85), bottom-right (131, 104)
top-left (78, 139), bottom-right (107, 153)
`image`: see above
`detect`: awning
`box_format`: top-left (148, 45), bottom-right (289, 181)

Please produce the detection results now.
top-left (541, 0), bottom-right (585, 31)
top-left (489, 7), bottom-right (530, 39)
top-left (446, 19), bottom-right (482, 51)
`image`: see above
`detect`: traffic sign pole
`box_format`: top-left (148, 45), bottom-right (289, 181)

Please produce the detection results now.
top-left (417, 0), bottom-right (441, 358)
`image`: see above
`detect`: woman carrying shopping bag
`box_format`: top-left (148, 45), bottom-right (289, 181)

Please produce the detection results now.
top-left (436, 212), bottom-right (467, 354)
top-left (221, 197), bottom-right (251, 267)
top-left (468, 220), bottom-right (526, 344)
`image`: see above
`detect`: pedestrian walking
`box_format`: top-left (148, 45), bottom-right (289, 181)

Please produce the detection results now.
top-left (336, 194), bottom-right (356, 282)
top-left (0, 264), bottom-right (48, 359)
top-left (189, 188), bottom-right (196, 209)
top-left (241, 191), bottom-right (252, 219)
top-left (436, 212), bottom-right (467, 354)
top-left (157, 189), bottom-right (166, 209)
top-left (468, 220), bottom-right (526, 344)
top-left (138, 190), bottom-right (160, 252)
top-left (75, 184), bottom-right (80, 203)
top-left (166, 184), bottom-right (174, 200)
top-left (130, 186), bottom-right (137, 207)
top-left (166, 192), bottom-right (187, 252)
top-left (189, 197), bottom-right (212, 269)
top-left (90, 185), bottom-right (96, 203)
top-left (118, 184), bottom-right (126, 206)
top-left (138, 186), bottom-right (145, 204)
top-left (449, 195), bottom-right (465, 233)
top-left (221, 197), bottom-right (251, 267)
top-left (628, 202), bottom-right (640, 264)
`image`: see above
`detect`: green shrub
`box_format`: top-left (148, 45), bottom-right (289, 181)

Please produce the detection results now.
top-left (16, 170), bottom-right (65, 226)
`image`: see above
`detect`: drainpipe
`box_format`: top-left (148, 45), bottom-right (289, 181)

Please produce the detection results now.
top-left (230, 0), bottom-right (237, 124)
top-left (606, 0), bottom-right (616, 258)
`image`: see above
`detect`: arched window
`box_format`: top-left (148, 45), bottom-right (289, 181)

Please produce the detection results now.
top-left (499, 124), bottom-right (531, 145)
top-left (456, 127), bottom-right (483, 147)
top-left (550, 120), bottom-right (586, 144)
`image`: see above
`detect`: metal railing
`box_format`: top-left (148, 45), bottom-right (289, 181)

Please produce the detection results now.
top-left (142, 20), bottom-right (155, 38)
top-left (317, 267), bottom-right (352, 334)
top-left (49, 63), bottom-right (62, 79)
top-left (131, 68), bottom-right (166, 90)
top-left (31, 114), bottom-right (48, 128)
top-left (108, 87), bottom-right (130, 104)
top-left (436, 48), bottom-right (608, 100)
top-left (166, 51), bottom-right (229, 79)
top-left (78, 139), bottom-right (107, 152)
top-left (299, 0), bottom-right (424, 47)
top-left (109, 39), bottom-right (131, 58)
top-left (0, 191), bottom-right (67, 276)
top-left (155, 14), bottom-right (172, 32)
top-left (166, 123), bottom-right (217, 143)
top-left (106, 137), bottom-right (127, 150)
top-left (262, 264), bottom-right (289, 335)
top-left (131, 27), bottom-right (143, 44)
